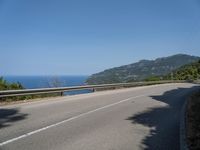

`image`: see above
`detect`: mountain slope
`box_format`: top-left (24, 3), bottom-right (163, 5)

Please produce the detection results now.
top-left (86, 54), bottom-right (200, 84)
top-left (164, 60), bottom-right (200, 80)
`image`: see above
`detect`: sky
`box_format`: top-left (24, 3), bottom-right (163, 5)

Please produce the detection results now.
top-left (0, 0), bottom-right (200, 76)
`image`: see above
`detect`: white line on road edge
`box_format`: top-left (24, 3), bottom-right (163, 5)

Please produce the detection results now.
top-left (0, 94), bottom-right (148, 147)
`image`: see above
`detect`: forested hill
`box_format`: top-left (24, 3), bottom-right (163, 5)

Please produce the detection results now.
top-left (86, 54), bottom-right (200, 84)
top-left (164, 60), bottom-right (200, 80)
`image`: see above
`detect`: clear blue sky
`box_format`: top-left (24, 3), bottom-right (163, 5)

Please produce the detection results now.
top-left (1, 0), bottom-right (200, 75)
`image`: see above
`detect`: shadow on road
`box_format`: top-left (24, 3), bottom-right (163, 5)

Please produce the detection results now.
top-left (127, 86), bottom-right (199, 150)
top-left (0, 108), bottom-right (28, 129)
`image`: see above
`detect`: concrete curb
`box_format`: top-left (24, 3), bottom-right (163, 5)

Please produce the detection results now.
top-left (180, 98), bottom-right (189, 150)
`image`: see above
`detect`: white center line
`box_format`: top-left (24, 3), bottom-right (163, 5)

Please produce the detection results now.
top-left (0, 94), bottom-right (149, 147)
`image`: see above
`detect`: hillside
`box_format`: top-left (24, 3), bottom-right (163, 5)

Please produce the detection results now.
top-left (86, 54), bottom-right (200, 84)
top-left (164, 60), bottom-right (200, 80)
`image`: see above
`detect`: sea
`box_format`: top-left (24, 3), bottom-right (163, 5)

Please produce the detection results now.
top-left (4, 75), bottom-right (93, 95)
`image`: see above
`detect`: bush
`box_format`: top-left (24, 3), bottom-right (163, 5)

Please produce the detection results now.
top-left (144, 76), bottom-right (161, 81)
top-left (0, 77), bottom-right (62, 102)
top-left (0, 77), bottom-right (24, 90)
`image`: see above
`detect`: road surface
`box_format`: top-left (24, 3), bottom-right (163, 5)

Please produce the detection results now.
top-left (0, 83), bottom-right (199, 150)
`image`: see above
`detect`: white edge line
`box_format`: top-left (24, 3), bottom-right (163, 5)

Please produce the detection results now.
top-left (0, 94), bottom-right (147, 146)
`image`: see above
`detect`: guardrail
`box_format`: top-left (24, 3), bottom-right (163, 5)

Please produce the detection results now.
top-left (0, 80), bottom-right (186, 98)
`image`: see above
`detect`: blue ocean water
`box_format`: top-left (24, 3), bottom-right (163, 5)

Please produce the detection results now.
top-left (4, 75), bottom-right (92, 95)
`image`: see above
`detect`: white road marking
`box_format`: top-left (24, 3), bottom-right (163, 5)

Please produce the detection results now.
top-left (0, 94), bottom-right (149, 147)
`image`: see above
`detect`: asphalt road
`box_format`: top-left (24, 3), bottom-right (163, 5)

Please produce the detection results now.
top-left (0, 83), bottom-right (199, 150)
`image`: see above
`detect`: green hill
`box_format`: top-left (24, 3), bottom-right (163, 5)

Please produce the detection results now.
top-left (86, 54), bottom-right (200, 84)
top-left (164, 60), bottom-right (200, 80)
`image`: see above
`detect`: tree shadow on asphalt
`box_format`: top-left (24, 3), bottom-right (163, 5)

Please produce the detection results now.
top-left (0, 108), bottom-right (28, 129)
top-left (127, 86), bottom-right (199, 150)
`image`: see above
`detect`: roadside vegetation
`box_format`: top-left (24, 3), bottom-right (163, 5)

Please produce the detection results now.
top-left (0, 77), bottom-right (24, 90)
top-left (0, 76), bottom-right (27, 101)
top-left (144, 76), bottom-right (162, 81)
top-left (165, 60), bottom-right (200, 81)
top-left (144, 60), bottom-right (200, 82)
top-left (0, 77), bottom-right (61, 102)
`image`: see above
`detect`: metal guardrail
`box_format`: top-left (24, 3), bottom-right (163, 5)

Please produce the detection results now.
top-left (0, 80), bottom-right (185, 98)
